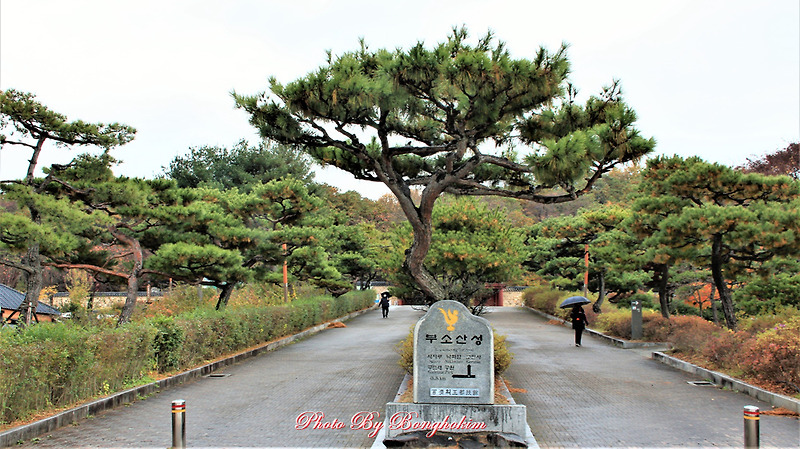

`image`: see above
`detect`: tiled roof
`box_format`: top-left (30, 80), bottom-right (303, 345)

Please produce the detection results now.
top-left (0, 284), bottom-right (61, 315)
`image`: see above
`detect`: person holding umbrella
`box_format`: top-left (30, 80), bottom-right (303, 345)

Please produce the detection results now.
top-left (570, 304), bottom-right (587, 347)
top-left (560, 296), bottom-right (591, 347)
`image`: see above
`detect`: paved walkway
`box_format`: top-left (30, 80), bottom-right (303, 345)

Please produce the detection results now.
top-left (485, 307), bottom-right (799, 448)
top-left (16, 306), bottom-right (800, 448)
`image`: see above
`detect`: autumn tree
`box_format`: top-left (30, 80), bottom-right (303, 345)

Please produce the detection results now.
top-left (522, 165), bottom-right (643, 220)
top-left (234, 28), bottom-right (654, 303)
top-left (632, 155), bottom-right (800, 329)
top-left (737, 142), bottom-right (799, 180)
top-left (0, 89), bottom-right (135, 325)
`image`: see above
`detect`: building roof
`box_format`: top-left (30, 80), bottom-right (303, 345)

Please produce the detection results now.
top-left (0, 284), bottom-right (61, 315)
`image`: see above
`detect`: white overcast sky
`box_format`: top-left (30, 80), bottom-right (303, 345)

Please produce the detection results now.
top-left (1, 0), bottom-right (798, 199)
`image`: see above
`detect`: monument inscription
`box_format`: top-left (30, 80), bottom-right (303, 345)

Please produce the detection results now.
top-left (413, 300), bottom-right (494, 404)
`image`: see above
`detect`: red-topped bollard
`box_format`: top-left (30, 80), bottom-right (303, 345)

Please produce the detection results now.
top-left (172, 399), bottom-right (186, 448)
top-left (743, 405), bottom-right (759, 449)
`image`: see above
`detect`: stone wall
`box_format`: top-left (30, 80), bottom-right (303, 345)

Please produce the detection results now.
top-left (501, 290), bottom-right (525, 307)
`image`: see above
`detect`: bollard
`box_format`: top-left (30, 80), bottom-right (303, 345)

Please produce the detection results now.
top-left (743, 405), bottom-right (759, 449)
top-left (172, 399), bottom-right (186, 449)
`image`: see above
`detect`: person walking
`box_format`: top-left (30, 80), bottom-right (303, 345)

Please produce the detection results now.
top-left (571, 304), bottom-right (586, 347)
top-left (379, 291), bottom-right (391, 318)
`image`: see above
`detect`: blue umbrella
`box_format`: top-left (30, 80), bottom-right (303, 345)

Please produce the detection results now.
top-left (559, 296), bottom-right (591, 309)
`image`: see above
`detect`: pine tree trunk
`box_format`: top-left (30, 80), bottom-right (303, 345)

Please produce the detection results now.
top-left (710, 283), bottom-right (719, 325)
top-left (710, 234), bottom-right (737, 330)
top-left (401, 197), bottom-right (446, 304)
top-left (592, 270), bottom-right (606, 313)
top-left (17, 199), bottom-right (44, 327)
top-left (656, 263), bottom-right (671, 318)
top-left (18, 244), bottom-right (43, 327)
top-left (117, 274), bottom-right (139, 326)
top-left (113, 227), bottom-right (144, 326)
top-left (215, 283), bottom-right (236, 310)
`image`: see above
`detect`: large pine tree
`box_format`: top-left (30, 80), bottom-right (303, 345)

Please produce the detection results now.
top-left (234, 28), bottom-right (654, 303)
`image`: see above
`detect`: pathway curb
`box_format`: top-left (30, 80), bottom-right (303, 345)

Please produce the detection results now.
top-left (652, 351), bottom-right (800, 413)
top-left (0, 305), bottom-right (377, 447)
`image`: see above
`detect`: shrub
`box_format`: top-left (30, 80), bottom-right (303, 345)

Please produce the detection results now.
top-left (141, 284), bottom-right (216, 318)
top-left (493, 332), bottom-right (514, 375)
top-left (700, 329), bottom-right (746, 373)
top-left (668, 315), bottom-right (721, 354)
top-left (522, 285), bottom-right (564, 316)
top-left (0, 322), bottom-right (154, 424)
top-left (737, 306), bottom-right (800, 336)
top-left (230, 282), bottom-right (284, 307)
top-left (593, 308), bottom-right (632, 339)
top-left (642, 314), bottom-right (671, 342)
top-left (740, 316), bottom-right (800, 393)
top-left (396, 326), bottom-right (415, 374)
top-left (152, 316), bottom-right (184, 372)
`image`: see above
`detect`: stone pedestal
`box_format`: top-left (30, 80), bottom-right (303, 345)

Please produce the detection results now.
top-left (384, 401), bottom-right (527, 438)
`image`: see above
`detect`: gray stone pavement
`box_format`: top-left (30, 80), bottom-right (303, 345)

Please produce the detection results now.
top-left (15, 305), bottom-right (800, 448)
top-left (483, 307), bottom-right (800, 448)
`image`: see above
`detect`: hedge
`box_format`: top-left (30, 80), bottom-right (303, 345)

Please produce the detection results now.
top-left (0, 290), bottom-right (373, 425)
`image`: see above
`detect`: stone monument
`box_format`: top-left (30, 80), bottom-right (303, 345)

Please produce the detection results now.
top-left (413, 300), bottom-right (494, 404)
top-left (384, 300), bottom-right (528, 444)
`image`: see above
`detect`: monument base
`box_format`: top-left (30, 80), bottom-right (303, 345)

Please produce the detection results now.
top-left (384, 402), bottom-right (527, 438)
top-left (382, 430), bottom-right (528, 447)
top-left (380, 374), bottom-right (533, 447)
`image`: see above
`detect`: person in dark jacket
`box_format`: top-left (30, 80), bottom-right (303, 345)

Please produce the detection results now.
top-left (379, 291), bottom-right (391, 318)
top-left (571, 305), bottom-right (587, 347)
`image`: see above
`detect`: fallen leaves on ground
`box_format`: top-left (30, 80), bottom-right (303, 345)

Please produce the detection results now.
top-left (761, 407), bottom-right (799, 418)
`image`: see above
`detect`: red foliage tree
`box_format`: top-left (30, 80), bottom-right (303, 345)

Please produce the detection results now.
top-left (737, 143), bottom-right (800, 180)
